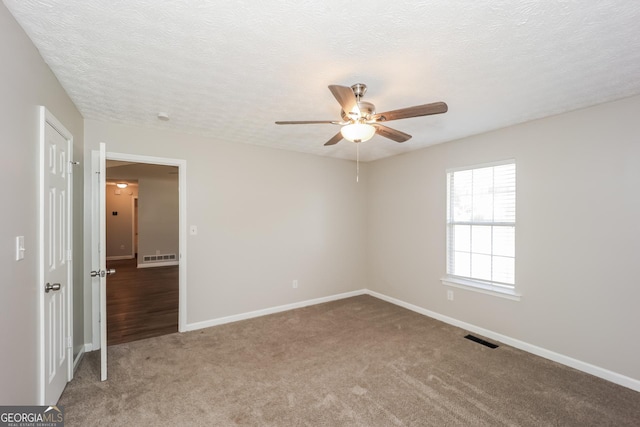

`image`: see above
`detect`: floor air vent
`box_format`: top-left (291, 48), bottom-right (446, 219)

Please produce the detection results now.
top-left (464, 334), bottom-right (499, 349)
top-left (142, 254), bottom-right (177, 262)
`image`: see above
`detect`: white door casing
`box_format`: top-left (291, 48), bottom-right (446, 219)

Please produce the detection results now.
top-left (39, 107), bottom-right (73, 405)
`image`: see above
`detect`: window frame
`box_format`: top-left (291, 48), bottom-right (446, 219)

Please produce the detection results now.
top-left (441, 159), bottom-right (521, 301)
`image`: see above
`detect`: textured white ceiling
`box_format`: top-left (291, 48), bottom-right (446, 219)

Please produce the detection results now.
top-left (5, 0), bottom-right (640, 161)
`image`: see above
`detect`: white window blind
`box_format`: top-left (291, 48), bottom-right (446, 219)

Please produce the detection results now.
top-left (446, 161), bottom-right (516, 290)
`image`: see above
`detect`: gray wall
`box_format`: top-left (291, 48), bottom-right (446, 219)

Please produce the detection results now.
top-left (105, 184), bottom-right (138, 258)
top-left (367, 94), bottom-right (640, 382)
top-left (137, 175), bottom-right (179, 266)
top-left (105, 163), bottom-right (180, 264)
top-left (0, 3), bottom-right (84, 404)
top-left (83, 120), bottom-right (368, 327)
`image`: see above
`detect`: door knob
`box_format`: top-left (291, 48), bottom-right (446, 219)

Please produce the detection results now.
top-left (45, 283), bottom-right (61, 293)
top-left (91, 269), bottom-right (117, 278)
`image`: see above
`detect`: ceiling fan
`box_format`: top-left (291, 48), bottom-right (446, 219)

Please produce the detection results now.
top-left (275, 83), bottom-right (448, 146)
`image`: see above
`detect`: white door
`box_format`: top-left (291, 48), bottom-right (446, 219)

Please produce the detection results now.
top-left (91, 143), bottom-right (110, 381)
top-left (40, 108), bottom-right (73, 404)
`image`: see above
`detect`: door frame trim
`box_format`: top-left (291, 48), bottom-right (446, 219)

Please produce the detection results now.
top-left (131, 196), bottom-right (138, 259)
top-left (38, 107), bottom-right (74, 404)
top-left (91, 150), bottom-right (187, 348)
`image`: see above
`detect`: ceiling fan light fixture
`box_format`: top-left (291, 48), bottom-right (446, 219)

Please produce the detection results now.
top-left (340, 123), bottom-right (376, 143)
top-left (275, 83), bottom-right (447, 147)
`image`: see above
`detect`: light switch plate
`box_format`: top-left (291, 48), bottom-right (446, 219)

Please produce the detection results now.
top-left (16, 236), bottom-right (25, 261)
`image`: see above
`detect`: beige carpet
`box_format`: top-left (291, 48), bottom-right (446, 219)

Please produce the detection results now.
top-left (60, 295), bottom-right (640, 426)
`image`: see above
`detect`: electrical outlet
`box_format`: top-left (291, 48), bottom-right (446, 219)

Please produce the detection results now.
top-left (447, 290), bottom-right (454, 301)
top-left (292, 280), bottom-right (298, 289)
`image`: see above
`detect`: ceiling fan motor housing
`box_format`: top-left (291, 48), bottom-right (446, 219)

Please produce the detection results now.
top-left (341, 101), bottom-right (376, 121)
top-left (351, 83), bottom-right (367, 98)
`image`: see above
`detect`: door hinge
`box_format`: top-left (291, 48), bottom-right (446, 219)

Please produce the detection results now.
top-left (67, 249), bottom-right (73, 261)
top-left (67, 336), bottom-right (73, 349)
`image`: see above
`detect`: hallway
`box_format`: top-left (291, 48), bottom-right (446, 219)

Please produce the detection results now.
top-left (106, 258), bottom-right (178, 345)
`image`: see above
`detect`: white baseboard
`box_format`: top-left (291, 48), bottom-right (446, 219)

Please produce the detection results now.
top-left (137, 261), bottom-right (179, 269)
top-left (106, 255), bottom-right (134, 261)
top-left (366, 290), bottom-right (640, 393)
top-left (73, 346), bottom-right (86, 372)
top-left (184, 289), bottom-right (367, 332)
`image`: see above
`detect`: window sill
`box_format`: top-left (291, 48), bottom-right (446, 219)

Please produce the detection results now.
top-left (441, 276), bottom-right (521, 301)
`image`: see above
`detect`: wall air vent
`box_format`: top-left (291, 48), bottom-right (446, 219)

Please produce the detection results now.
top-left (142, 254), bottom-right (177, 263)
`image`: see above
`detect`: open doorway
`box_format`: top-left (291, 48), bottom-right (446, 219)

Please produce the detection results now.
top-left (105, 162), bottom-right (179, 345)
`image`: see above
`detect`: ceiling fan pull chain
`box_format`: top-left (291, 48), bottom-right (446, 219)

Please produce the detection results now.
top-left (356, 142), bottom-right (360, 183)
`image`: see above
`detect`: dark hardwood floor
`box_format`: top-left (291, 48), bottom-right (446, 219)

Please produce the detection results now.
top-left (106, 258), bottom-right (178, 346)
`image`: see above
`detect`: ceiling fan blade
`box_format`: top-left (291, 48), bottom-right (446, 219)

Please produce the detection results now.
top-left (328, 85), bottom-right (360, 117)
top-left (324, 132), bottom-right (343, 146)
top-left (372, 102), bottom-right (448, 122)
top-left (275, 120), bottom-right (338, 125)
top-left (372, 124), bottom-right (412, 143)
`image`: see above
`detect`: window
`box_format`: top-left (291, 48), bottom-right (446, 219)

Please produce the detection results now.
top-left (443, 160), bottom-right (518, 299)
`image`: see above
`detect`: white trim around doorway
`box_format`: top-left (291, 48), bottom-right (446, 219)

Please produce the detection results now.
top-left (95, 151), bottom-right (187, 337)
